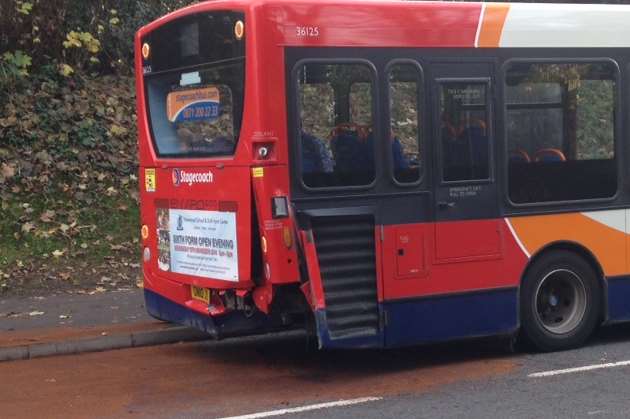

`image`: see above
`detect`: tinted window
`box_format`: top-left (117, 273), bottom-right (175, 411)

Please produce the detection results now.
top-left (349, 82), bottom-right (372, 126)
top-left (389, 63), bottom-right (423, 184)
top-left (506, 62), bottom-right (617, 203)
top-left (146, 62), bottom-right (243, 157)
top-left (297, 63), bottom-right (375, 188)
top-left (143, 12), bottom-right (245, 73)
top-left (439, 82), bottom-right (490, 182)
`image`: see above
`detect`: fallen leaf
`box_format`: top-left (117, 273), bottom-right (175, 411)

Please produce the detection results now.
top-left (40, 210), bottom-right (56, 223)
top-left (21, 222), bottom-right (35, 233)
top-left (1, 163), bottom-right (16, 180)
top-left (88, 286), bottom-right (107, 295)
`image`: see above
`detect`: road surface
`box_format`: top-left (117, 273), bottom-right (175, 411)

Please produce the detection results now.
top-left (2, 324), bottom-right (630, 418)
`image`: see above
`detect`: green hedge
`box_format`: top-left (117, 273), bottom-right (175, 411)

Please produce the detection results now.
top-left (1, 0), bottom-right (197, 80)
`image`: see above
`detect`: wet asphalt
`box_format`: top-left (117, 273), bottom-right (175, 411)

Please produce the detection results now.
top-left (3, 322), bottom-right (630, 418)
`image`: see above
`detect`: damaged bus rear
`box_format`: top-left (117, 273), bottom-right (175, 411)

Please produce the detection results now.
top-left (135, 1), bottom-right (305, 339)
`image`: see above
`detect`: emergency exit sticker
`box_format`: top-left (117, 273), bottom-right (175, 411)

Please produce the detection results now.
top-left (145, 168), bottom-right (156, 192)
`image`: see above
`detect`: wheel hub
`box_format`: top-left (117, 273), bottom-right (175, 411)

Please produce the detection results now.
top-left (534, 269), bottom-right (587, 335)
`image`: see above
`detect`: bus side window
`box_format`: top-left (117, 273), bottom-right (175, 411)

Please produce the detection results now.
top-left (349, 82), bottom-right (372, 125)
top-left (388, 63), bottom-right (423, 184)
top-left (439, 83), bottom-right (489, 182)
top-left (297, 63), bottom-right (376, 188)
top-left (505, 62), bottom-right (617, 203)
top-left (299, 82), bottom-right (335, 175)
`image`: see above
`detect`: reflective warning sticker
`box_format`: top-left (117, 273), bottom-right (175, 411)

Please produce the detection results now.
top-left (252, 167), bottom-right (264, 178)
top-left (145, 168), bottom-right (156, 192)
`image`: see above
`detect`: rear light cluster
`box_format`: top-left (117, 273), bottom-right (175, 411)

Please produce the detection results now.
top-left (272, 196), bottom-right (288, 218)
top-left (141, 225), bottom-right (151, 262)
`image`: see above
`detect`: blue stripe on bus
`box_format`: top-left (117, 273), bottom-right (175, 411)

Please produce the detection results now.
top-left (383, 288), bottom-right (519, 348)
top-left (146, 279), bottom-right (630, 349)
top-left (607, 275), bottom-right (630, 322)
top-left (313, 288), bottom-right (518, 349)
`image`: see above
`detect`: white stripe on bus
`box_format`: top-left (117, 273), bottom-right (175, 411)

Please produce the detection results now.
top-left (581, 210), bottom-right (626, 234)
top-left (501, 3), bottom-right (630, 48)
top-left (474, 3), bottom-right (486, 48)
top-left (504, 218), bottom-right (530, 259)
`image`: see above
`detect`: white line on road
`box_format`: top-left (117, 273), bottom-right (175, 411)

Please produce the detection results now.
top-left (217, 397), bottom-right (383, 419)
top-left (528, 360), bottom-right (630, 378)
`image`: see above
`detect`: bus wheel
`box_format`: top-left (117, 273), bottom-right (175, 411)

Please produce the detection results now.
top-left (520, 251), bottom-right (601, 352)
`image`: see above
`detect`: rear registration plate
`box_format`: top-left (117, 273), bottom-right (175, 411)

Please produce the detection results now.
top-left (191, 286), bottom-right (210, 304)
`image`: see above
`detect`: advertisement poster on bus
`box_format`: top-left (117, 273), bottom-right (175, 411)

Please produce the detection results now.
top-left (166, 86), bottom-right (220, 124)
top-left (156, 208), bottom-right (239, 282)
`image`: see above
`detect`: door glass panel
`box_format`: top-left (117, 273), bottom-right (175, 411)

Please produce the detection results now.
top-left (439, 82), bottom-right (489, 182)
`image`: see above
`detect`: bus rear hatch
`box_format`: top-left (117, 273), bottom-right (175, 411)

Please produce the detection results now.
top-left (139, 11), bottom-right (253, 288)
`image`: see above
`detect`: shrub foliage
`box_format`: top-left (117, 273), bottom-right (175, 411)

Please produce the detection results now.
top-left (0, 0), bottom-right (196, 290)
top-left (1, 0), bottom-right (197, 79)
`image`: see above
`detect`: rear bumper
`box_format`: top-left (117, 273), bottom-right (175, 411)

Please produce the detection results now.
top-left (144, 288), bottom-right (284, 339)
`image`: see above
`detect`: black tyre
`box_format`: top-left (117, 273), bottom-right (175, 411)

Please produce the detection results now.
top-left (520, 250), bottom-right (601, 352)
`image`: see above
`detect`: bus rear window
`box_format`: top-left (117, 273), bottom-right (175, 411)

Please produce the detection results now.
top-left (142, 11), bottom-right (245, 157)
top-left (145, 63), bottom-right (244, 156)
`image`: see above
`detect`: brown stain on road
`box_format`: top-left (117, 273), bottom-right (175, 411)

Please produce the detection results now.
top-left (0, 334), bottom-right (518, 418)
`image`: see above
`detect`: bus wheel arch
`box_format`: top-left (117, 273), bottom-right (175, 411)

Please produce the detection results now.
top-left (517, 242), bottom-right (605, 351)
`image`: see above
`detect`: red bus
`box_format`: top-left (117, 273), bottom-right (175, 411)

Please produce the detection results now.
top-left (135, 0), bottom-right (630, 351)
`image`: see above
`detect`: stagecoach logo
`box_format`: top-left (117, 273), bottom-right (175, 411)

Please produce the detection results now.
top-left (172, 168), bottom-right (214, 187)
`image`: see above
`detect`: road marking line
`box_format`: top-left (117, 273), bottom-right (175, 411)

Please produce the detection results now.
top-left (528, 360), bottom-right (630, 378)
top-left (217, 397), bottom-right (383, 419)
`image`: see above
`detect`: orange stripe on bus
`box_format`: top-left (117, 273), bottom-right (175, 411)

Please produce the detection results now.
top-left (478, 3), bottom-right (510, 48)
top-left (509, 213), bottom-right (627, 277)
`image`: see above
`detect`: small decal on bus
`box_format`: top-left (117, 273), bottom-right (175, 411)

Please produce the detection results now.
top-left (145, 168), bottom-right (156, 192)
top-left (295, 26), bottom-right (320, 38)
top-left (252, 167), bottom-right (264, 178)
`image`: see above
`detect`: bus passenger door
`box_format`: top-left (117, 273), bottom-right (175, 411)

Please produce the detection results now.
top-left (431, 63), bottom-right (503, 286)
